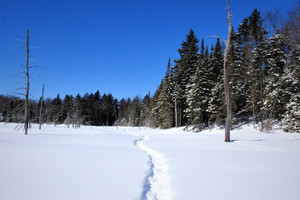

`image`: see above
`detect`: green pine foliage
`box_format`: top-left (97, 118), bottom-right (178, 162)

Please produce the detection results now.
top-left (146, 8), bottom-right (299, 132)
top-left (263, 32), bottom-right (289, 120)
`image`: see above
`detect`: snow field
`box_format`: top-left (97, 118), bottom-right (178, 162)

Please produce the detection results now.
top-left (134, 135), bottom-right (171, 200)
top-left (0, 124), bottom-right (148, 200)
top-left (144, 126), bottom-right (300, 200)
top-left (1, 123), bottom-right (300, 200)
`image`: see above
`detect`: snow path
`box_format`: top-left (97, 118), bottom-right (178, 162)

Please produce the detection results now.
top-left (134, 135), bottom-right (172, 200)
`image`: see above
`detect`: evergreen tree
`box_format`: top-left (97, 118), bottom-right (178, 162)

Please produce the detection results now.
top-left (282, 43), bottom-right (300, 132)
top-left (246, 9), bottom-right (269, 127)
top-left (141, 94), bottom-right (151, 126)
top-left (116, 98), bottom-right (128, 125)
top-left (207, 38), bottom-right (225, 126)
top-left (159, 58), bottom-right (174, 129)
top-left (173, 29), bottom-right (200, 126)
top-left (263, 32), bottom-right (289, 121)
top-left (185, 40), bottom-right (210, 130)
top-left (102, 94), bottom-right (114, 126)
top-left (62, 94), bottom-right (74, 126)
top-left (52, 94), bottom-right (63, 125)
top-left (228, 29), bottom-right (245, 119)
top-left (148, 80), bottom-right (164, 127)
top-left (85, 93), bottom-right (95, 125)
top-left (129, 96), bottom-right (142, 127)
top-left (93, 91), bottom-right (102, 125)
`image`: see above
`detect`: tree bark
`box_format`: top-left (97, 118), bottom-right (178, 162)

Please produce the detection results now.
top-left (24, 29), bottom-right (30, 135)
top-left (224, 0), bottom-right (233, 142)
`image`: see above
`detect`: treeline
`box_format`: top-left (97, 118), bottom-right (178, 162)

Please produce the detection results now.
top-left (0, 92), bottom-right (119, 127)
top-left (1, 7), bottom-right (299, 132)
top-left (0, 92), bottom-right (152, 128)
top-left (147, 8), bottom-right (300, 132)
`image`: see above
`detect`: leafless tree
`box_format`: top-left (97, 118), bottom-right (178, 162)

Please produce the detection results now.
top-left (24, 29), bottom-right (30, 135)
top-left (14, 29), bottom-right (32, 134)
top-left (224, 0), bottom-right (233, 142)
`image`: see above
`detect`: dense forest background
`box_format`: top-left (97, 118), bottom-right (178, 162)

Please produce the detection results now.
top-left (0, 6), bottom-right (299, 132)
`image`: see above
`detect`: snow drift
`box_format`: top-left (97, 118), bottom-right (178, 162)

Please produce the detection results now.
top-left (0, 123), bottom-right (300, 200)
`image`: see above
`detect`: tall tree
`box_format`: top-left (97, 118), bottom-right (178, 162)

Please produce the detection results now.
top-left (228, 30), bottom-right (244, 117)
top-left (263, 31), bottom-right (289, 122)
top-left (52, 94), bottom-right (63, 125)
top-left (246, 9), bottom-right (269, 128)
top-left (173, 29), bottom-right (200, 126)
top-left (159, 58), bottom-right (174, 129)
top-left (24, 29), bottom-right (30, 134)
top-left (207, 38), bottom-right (225, 126)
top-left (282, 41), bottom-right (300, 132)
top-left (185, 40), bottom-right (210, 130)
top-left (224, 0), bottom-right (233, 142)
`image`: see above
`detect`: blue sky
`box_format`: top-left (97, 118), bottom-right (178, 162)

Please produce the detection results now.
top-left (0, 0), bottom-right (297, 100)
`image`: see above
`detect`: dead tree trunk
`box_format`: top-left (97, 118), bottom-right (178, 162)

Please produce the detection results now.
top-left (224, 0), bottom-right (233, 142)
top-left (24, 29), bottom-right (30, 135)
top-left (39, 84), bottom-right (45, 130)
top-left (174, 98), bottom-right (178, 127)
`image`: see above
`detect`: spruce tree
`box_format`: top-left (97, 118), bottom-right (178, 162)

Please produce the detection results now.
top-left (185, 40), bottom-right (210, 130)
top-left (207, 38), bottom-right (225, 126)
top-left (228, 29), bottom-right (245, 120)
top-left (149, 80), bottom-right (164, 127)
top-left (62, 94), bottom-right (74, 126)
top-left (263, 31), bottom-right (289, 122)
top-left (246, 9), bottom-right (269, 127)
top-left (52, 94), bottom-right (63, 125)
top-left (173, 29), bottom-right (200, 126)
top-left (282, 42), bottom-right (300, 132)
top-left (159, 58), bottom-right (174, 129)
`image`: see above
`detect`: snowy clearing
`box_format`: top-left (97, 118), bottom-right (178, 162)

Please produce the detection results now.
top-left (0, 123), bottom-right (300, 200)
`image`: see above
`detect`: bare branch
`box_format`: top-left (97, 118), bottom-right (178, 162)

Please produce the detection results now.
top-left (14, 37), bottom-right (26, 43)
top-left (208, 35), bottom-right (226, 43)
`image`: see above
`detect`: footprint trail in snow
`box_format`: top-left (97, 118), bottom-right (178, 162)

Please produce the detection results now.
top-left (134, 135), bottom-right (172, 200)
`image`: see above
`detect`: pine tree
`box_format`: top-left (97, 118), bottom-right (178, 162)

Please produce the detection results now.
top-left (102, 94), bottom-right (114, 126)
top-left (93, 91), bottom-right (102, 125)
top-left (116, 98), bottom-right (128, 125)
top-left (148, 80), bottom-right (164, 127)
top-left (282, 94), bottom-right (300, 132)
top-left (159, 58), bottom-right (174, 129)
top-left (185, 40), bottom-right (210, 130)
top-left (185, 67), bottom-right (205, 130)
top-left (228, 29), bottom-right (245, 120)
top-left (141, 94), bottom-right (151, 126)
top-left (52, 94), bottom-right (63, 125)
top-left (246, 9), bottom-right (269, 127)
top-left (129, 96), bottom-right (142, 127)
top-left (263, 31), bottom-right (289, 122)
top-left (173, 29), bottom-right (200, 126)
top-left (62, 94), bottom-right (74, 126)
top-left (236, 17), bottom-right (252, 119)
top-left (282, 42), bottom-right (300, 132)
top-left (207, 38), bottom-right (225, 126)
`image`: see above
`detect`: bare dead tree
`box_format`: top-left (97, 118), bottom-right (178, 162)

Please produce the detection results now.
top-left (24, 29), bottom-right (30, 135)
top-left (224, 0), bottom-right (233, 142)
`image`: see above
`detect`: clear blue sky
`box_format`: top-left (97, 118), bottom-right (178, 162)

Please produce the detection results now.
top-left (0, 0), bottom-right (297, 100)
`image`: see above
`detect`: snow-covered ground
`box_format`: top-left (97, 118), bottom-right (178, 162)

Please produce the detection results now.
top-left (0, 123), bottom-right (300, 200)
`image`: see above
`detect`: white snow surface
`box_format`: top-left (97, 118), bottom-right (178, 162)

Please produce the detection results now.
top-left (1, 123), bottom-right (300, 200)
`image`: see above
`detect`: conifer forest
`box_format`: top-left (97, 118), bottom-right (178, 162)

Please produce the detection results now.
top-left (1, 7), bottom-right (299, 133)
